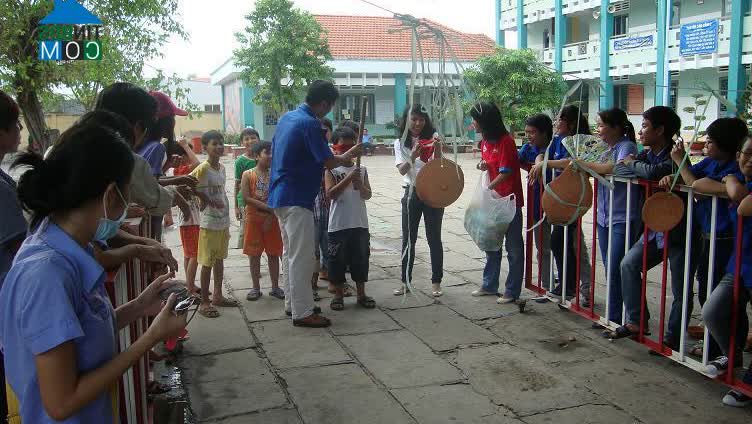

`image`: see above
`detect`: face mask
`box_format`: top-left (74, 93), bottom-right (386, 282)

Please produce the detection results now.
top-left (94, 185), bottom-right (128, 242)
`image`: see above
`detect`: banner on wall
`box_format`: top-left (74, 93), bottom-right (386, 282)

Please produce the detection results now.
top-left (613, 35), bottom-right (654, 51)
top-left (680, 19), bottom-right (719, 56)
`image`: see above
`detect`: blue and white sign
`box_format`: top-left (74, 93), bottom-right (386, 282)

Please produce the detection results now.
top-left (680, 19), bottom-right (718, 56)
top-left (613, 35), bottom-right (654, 51)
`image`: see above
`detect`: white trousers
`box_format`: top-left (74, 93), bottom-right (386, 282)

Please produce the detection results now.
top-left (275, 206), bottom-right (316, 320)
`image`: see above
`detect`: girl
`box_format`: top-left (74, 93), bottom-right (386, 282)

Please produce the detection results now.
top-left (532, 105), bottom-right (593, 306)
top-left (393, 104), bottom-right (444, 297)
top-left (0, 117), bottom-right (187, 423)
top-left (548, 108), bottom-right (639, 324)
top-left (702, 136), bottom-right (752, 407)
top-left (469, 102), bottom-right (525, 303)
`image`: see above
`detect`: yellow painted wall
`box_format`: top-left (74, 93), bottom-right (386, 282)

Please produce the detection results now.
top-left (19, 112), bottom-right (222, 150)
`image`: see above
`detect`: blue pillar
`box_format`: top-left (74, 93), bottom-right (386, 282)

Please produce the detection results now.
top-left (554, 0), bottom-right (567, 72)
top-left (655, 0), bottom-right (671, 106)
top-left (728, 0), bottom-right (749, 115)
top-left (599, 0), bottom-right (614, 109)
top-left (220, 85), bottom-right (226, 132)
top-left (495, 0), bottom-right (505, 45)
top-left (395, 73), bottom-right (407, 117)
top-left (517, 0), bottom-right (527, 48)
top-left (242, 86), bottom-right (255, 129)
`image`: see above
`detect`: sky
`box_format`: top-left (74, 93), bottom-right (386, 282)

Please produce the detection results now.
top-left (150, 0), bottom-right (501, 78)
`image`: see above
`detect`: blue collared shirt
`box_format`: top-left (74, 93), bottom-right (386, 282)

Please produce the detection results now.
top-left (690, 157), bottom-right (742, 235)
top-left (637, 147), bottom-right (673, 249)
top-left (0, 219), bottom-right (117, 423)
top-left (596, 139), bottom-right (639, 227)
top-left (136, 139), bottom-right (166, 177)
top-left (518, 142), bottom-right (551, 220)
top-left (727, 180), bottom-right (752, 288)
top-left (269, 104), bottom-right (335, 210)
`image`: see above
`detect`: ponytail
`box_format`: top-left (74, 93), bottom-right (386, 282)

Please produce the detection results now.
top-left (624, 120), bottom-right (636, 142)
top-left (598, 108), bottom-right (635, 142)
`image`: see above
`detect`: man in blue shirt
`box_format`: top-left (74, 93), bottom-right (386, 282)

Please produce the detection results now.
top-left (362, 127), bottom-right (375, 156)
top-left (269, 80), bottom-right (361, 328)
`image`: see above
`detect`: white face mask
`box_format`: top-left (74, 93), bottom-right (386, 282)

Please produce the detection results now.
top-left (93, 185), bottom-right (127, 242)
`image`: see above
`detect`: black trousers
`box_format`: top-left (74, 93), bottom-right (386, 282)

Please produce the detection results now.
top-left (401, 187), bottom-right (444, 284)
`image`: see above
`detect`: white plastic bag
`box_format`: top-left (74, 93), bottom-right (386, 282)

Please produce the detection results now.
top-left (464, 171), bottom-right (517, 251)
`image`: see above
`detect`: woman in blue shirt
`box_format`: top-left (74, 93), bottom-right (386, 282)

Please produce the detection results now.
top-left (702, 136), bottom-right (752, 408)
top-left (663, 117), bottom-right (746, 359)
top-left (547, 108), bottom-right (639, 324)
top-left (0, 114), bottom-right (187, 423)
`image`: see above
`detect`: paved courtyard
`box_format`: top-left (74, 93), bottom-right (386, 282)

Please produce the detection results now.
top-left (159, 153), bottom-right (752, 424)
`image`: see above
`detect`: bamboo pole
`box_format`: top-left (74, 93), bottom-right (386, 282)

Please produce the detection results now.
top-left (356, 95), bottom-right (368, 168)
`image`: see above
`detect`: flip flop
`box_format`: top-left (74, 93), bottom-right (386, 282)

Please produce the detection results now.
top-left (198, 305), bottom-right (220, 318)
top-left (212, 298), bottom-right (239, 307)
top-left (357, 296), bottom-right (376, 309)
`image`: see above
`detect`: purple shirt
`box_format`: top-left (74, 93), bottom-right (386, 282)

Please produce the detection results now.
top-left (596, 139), bottom-right (639, 227)
top-left (136, 139), bottom-right (166, 177)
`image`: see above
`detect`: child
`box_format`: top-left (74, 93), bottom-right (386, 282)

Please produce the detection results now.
top-left (702, 135), bottom-right (752, 407)
top-left (241, 141), bottom-right (284, 301)
top-left (667, 117), bottom-right (746, 358)
top-left (547, 108), bottom-right (639, 324)
top-left (325, 127), bottom-right (374, 310)
top-left (315, 119), bottom-right (334, 286)
top-left (468, 102), bottom-right (525, 304)
top-left (235, 128), bottom-right (261, 248)
top-left (173, 137), bottom-right (202, 294)
top-left (191, 130), bottom-right (238, 318)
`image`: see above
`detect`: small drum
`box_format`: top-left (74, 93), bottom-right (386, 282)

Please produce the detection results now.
top-left (642, 191), bottom-right (685, 232)
top-left (415, 159), bottom-right (465, 208)
top-left (542, 167), bottom-right (593, 225)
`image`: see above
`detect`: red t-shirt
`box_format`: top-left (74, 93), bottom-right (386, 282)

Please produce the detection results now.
top-left (481, 135), bottom-right (524, 208)
top-left (174, 164), bottom-right (192, 176)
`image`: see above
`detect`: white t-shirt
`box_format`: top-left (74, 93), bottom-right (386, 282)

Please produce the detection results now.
top-left (394, 138), bottom-right (426, 187)
top-left (190, 161), bottom-right (230, 230)
top-left (328, 165), bottom-right (369, 233)
top-left (178, 196), bottom-right (201, 227)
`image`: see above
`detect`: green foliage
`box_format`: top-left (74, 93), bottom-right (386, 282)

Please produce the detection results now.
top-left (463, 48), bottom-right (566, 132)
top-left (233, 0), bottom-right (333, 114)
top-left (0, 0), bottom-right (187, 149)
top-left (683, 94), bottom-right (711, 137)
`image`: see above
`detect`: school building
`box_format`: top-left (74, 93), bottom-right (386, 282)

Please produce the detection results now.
top-left (210, 15), bottom-right (496, 141)
top-left (496, 0), bottom-right (751, 130)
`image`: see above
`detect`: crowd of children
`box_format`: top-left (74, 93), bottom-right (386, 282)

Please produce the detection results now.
top-left (3, 74), bottom-right (752, 423)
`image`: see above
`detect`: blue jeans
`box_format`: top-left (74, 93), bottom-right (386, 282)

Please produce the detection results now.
top-left (482, 208), bottom-right (524, 298)
top-left (596, 221), bottom-right (638, 323)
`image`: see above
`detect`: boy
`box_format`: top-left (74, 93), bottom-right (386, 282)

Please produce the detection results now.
top-left (315, 118), bottom-right (333, 285)
top-left (235, 128), bottom-right (261, 248)
top-left (173, 137), bottom-right (202, 294)
top-left (324, 127), bottom-right (374, 310)
top-left (241, 141), bottom-right (284, 301)
top-left (191, 130), bottom-right (238, 318)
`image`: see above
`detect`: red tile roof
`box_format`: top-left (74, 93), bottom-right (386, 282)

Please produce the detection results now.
top-left (313, 15), bottom-right (496, 61)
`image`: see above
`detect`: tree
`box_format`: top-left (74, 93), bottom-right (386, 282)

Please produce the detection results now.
top-left (234, 0), bottom-right (333, 116)
top-left (463, 48), bottom-right (567, 132)
top-left (0, 0), bottom-right (186, 153)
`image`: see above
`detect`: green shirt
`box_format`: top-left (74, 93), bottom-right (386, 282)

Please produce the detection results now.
top-left (235, 154), bottom-right (257, 207)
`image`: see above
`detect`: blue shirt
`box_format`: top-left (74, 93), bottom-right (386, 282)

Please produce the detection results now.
top-left (519, 142), bottom-right (548, 220)
top-left (690, 157), bottom-right (742, 235)
top-left (635, 147), bottom-right (673, 249)
top-left (362, 135), bottom-right (372, 145)
top-left (269, 104), bottom-right (334, 210)
top-left (0, 169), bottom-right (26, 285)
top-left (136, 139), bottom-right (166, 176)
top-left (0, 219), bottom-right (117, 423)
top-left (727, 181), bottom-right (752, 288)
top-left (596, 139), bottom-right (639, 227)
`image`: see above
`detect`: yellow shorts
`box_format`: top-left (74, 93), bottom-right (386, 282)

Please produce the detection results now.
top-left (197, 228), bottom-right (230, 267)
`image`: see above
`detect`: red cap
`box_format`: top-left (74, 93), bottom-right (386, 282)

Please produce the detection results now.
top-left (149, 91), bottom-right (188, 119)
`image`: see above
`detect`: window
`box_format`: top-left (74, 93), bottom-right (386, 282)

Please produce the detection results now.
top-left (669, 80), bottom-right (678, 111)
top-left (614, 85), bottom-right (629, 111)
top-left (613, 15), bottom-right (629, 37)
top-left (264, 111), bottom-right (279, 126)
top-left (722, 0), bottom-right (732, 17)
top-left (204, 104), bottom-right (220, 113)
top-left (671, 3), bottom-right (680, 27)
top-left (719, 77), bottom-right (729, 114)
top-left (626, 85), bottom-right (645, 115)
top-left (336, 94), bottom-right (375, 125)
top-left (543, 29), bottom-right (550, 49)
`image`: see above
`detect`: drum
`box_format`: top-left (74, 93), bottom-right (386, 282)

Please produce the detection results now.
top-left (415, 159), bottom-right (464, 208)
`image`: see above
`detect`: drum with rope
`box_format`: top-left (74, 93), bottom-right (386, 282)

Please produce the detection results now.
top-left (415, 158), bottom-right (464, 208)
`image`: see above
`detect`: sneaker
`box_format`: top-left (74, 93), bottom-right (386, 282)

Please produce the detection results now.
top-left (722, 390), bottom-right (752, 407)
top-left (246, 288), bottom-right (262, 301)
top-left (269, 287), bottom-right (285, 299)
top-left (497, 296), bottom-right (516, 304)
top-left (471, 288), bottom-right (497, 297)
top-left (706, 356), bottom-right (729, 378)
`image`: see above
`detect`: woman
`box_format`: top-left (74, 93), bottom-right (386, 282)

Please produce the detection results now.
top-left (532, 105), bottom-right (593, 305)
top-left (548, 108), bottom-right (639, 324)
top-left (0, 116), bottom-right (187, 423)
top-left (393, 104), bottom-right (444, 297)
top-left (469, 102), bottom-right (525, 303)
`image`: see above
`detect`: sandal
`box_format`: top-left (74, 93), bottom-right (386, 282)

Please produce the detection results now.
top-left (432, 283), bottom-right (443, 298)
top-left (602, 325), bottom-right (650, 340)
top-left (198, 305), bottom-right (220, 318)
top-left (269, 287), bottom-right (285, 299)
top-left (329, 285), bottom-right (354, 297)
top-left (293, 314), bottom-right (331, 328)
top-left (212, 297), bottom-right (239, 307)
top-left (246, 288), bottom-right (262, 301)
top-left (688, 343), bottom-right (704, 357)
top-left (313, 290), bottom-right (322, 302)
top-left (330, 298), bottom-right (345, 311)
top-left (357, 296), bottom-right (376, 309)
